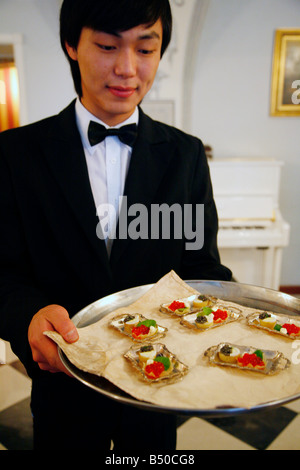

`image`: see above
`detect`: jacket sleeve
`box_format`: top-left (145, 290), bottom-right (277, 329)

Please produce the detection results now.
top-left (180, 139), bottom-right (232, 281)
top-left (0, 138), bottom-right (50, 376)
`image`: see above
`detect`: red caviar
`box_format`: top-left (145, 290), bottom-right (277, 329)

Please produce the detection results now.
top-left (145, 361), bottom-right (165, 379)
top-left (168, 301), bottom-right (185, 312)
top-left (238, 353), bottom-right (265, 369)
top-left (282, 323), bottom-right (300, 336)
top-left (132, 324), bottom-right (149, 338)
top-left (213, 309), bottom-right (228, 323)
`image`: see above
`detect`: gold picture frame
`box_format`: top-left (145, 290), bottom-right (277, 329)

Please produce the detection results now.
top-left (270, 29), bottom-right (300, 117)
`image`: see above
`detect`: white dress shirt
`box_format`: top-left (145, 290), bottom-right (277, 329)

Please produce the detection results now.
top-left (75, 98), bottom-right (139, 254)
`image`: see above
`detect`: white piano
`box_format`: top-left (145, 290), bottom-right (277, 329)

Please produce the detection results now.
top-left (209, 159), bottom-right (290, 290)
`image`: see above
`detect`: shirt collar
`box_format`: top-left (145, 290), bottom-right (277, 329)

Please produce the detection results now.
top-left (75, 98), bottom-right (139, 155)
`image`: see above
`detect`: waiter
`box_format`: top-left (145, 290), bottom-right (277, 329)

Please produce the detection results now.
top-left (0, 0), bottom-right (231, 450)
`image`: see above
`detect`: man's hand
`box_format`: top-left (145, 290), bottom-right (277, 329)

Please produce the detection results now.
top-left (28, 304), bottom-right (79, 375)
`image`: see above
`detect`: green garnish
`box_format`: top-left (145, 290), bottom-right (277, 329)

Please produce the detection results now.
top-left (137, 319), bottom-right (157, 328)
top-left (197, 307), bottom-right (212, 317)
top-left (154, 356), bottom-right (171, 370)
top-left (274, 324), bottom-right (282, 331)
top-left (254, 349), bottom-right (263, 360)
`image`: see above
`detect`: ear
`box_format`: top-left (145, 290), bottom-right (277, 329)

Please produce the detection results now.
top-left (65, 42), bottom-right (78, 61)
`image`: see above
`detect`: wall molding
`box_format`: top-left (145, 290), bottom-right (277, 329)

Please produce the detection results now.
top-left (182, 0), bottom-right (211, 132)
top-left (142, 0), bottom-right (211, 130)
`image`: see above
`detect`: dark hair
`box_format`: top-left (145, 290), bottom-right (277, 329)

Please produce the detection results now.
top-left (60, 0), bottom-right (172, 96)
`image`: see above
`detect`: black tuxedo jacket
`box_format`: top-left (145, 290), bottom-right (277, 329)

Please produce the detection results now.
top-left (0, 100), bottom-right (231, 377)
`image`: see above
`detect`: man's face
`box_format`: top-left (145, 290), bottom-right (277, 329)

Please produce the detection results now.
top-left (66, 20), bottom-right (163, 126)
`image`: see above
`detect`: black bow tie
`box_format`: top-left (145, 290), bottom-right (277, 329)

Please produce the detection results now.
top-left (88, 121), bottom-right (137, 147)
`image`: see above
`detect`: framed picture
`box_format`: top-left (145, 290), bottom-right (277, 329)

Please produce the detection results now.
top-left (270, 29), bottom-right (300, 116)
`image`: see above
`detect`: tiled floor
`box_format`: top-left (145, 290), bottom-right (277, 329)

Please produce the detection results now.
top-left (1, 340), bottom-right (300, 450)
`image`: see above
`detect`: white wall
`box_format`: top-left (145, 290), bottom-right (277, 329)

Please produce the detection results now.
top-left (0, 0), bottom-right (299, 286)
top-left (190, 0), bottom-right (300, 286)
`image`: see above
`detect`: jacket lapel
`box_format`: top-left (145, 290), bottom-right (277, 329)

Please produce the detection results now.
top-left (110, 108), bottom-right (175, 266)
top-left (43, 101), bottom-right (112, 274)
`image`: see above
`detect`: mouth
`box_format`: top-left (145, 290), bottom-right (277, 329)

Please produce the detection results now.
top-left (107, 86), bottom-right (137, 98)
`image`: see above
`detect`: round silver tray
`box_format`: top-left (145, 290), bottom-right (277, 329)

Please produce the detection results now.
top-left (59, 280), bottom-right (300, 417)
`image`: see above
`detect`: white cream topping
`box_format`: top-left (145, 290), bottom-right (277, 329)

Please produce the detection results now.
top-left (140, 350), bottom-right (156, 361)
top-left (229, 347), bottom-right (240, 358)
top-left (205, 313), bottom-right (214, 324)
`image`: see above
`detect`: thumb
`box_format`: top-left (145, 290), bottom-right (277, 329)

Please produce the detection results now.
top-left (61, 325), bottom-right (79, 343)
top-left (46, 305), bottom-right (79, 343)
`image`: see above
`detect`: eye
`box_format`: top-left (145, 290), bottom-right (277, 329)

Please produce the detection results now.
top-left (139, 49), bottom-right (155, 55)
top-left (96, 43), bottom-right (116, 51)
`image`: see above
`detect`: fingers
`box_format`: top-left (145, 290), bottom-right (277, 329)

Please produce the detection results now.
top-left (28, 304), bottom-right (79, 375)
top-left (37, 356), bottom-right (73, 376)
top-left (30, 333), bottom-right (65, 373)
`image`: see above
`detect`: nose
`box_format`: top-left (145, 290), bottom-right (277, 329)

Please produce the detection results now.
top-left (114, 48), bottom-right (136, 78)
